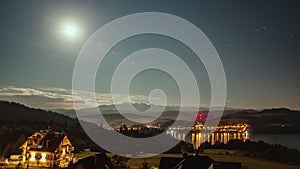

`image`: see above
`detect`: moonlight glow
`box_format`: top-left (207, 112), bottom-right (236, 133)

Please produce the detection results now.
top-left (63, 25), bottom-right (77, 37)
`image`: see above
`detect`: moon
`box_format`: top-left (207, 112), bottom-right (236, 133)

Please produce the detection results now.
top-left (63, 24), bottom-right (77, 37)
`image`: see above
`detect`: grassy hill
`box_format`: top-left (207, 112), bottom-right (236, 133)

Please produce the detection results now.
top-left (125, 152), bottom-right (300, 169)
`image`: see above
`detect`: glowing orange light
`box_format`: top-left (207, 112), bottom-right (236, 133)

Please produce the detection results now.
top-left (40, 153), bottom-right (46, 162)
top-left (29, 152), bottom-right (35, 162)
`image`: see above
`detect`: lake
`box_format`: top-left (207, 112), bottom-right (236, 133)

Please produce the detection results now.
top-left (168, 129), bottom-right (300, 151)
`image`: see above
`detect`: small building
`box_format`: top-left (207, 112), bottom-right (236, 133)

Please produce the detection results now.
top-left (159, 156), bottom-right (242, 169)
top-left (20, 130), bottom-right (74, 168)
top-left (69, 153), bottom-right (116, 169)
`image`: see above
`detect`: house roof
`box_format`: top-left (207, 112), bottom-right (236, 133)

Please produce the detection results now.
top-left (213, 162), bottom-right (242, 169)
top-left (70, 153), bottom-right (116, 169)
top-left (159, 156), bottom-right (215, 169)
top-left (31, 132), bottom-right (66, 152)
top-left (175, 156), bottom-right (214, 169)
top-left (159, 157), bottom-right (185, 169)
top-left (180, 156), bottom-right (215, 169)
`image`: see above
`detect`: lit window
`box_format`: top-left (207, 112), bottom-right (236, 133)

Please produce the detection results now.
top-left (40, 153), bottom-right (46, 162)
top-left (29, 152), bottom-right (35, 161)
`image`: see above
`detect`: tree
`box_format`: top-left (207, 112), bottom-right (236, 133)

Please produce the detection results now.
top-left (139, 160), bottom-right (151, 169)
top-left (111, 155), bottom-right (130, 169)
top-left (11, 134), bottom-right (26, 154)
top-left (3, 143), bottom-right (12, 158)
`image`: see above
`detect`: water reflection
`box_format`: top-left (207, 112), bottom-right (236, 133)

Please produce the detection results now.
top-left (167, 128), bottom-right (249, 149)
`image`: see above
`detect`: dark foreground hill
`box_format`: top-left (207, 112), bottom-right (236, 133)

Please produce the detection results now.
top-left (0, 101), bottom-right (76, 126)
top-left (0, 101), bottom-right (103, 158)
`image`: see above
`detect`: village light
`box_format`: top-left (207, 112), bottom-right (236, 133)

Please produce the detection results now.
top-left (29, 152), bottom-right (35, 162)
top-left (40, 153), bottom-right (46, 162)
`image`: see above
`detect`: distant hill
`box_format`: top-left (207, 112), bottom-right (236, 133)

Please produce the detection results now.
top-left (53, 103), bottom-right (248, 128)
top-left (223, 108), bottom-right (300, 134)
top-left (2, 100), bottom-right (299, 134)
top-left (54, 103), bottom-right (183, 119)
top-left (54, 103), bottom-right (246, 120)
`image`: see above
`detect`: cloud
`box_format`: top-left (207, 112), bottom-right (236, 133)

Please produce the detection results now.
top-left (0, 86), bottom-right (149, 110)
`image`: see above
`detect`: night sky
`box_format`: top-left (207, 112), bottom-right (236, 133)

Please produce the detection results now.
top-left (0, 0), bottom-right (299, 110)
